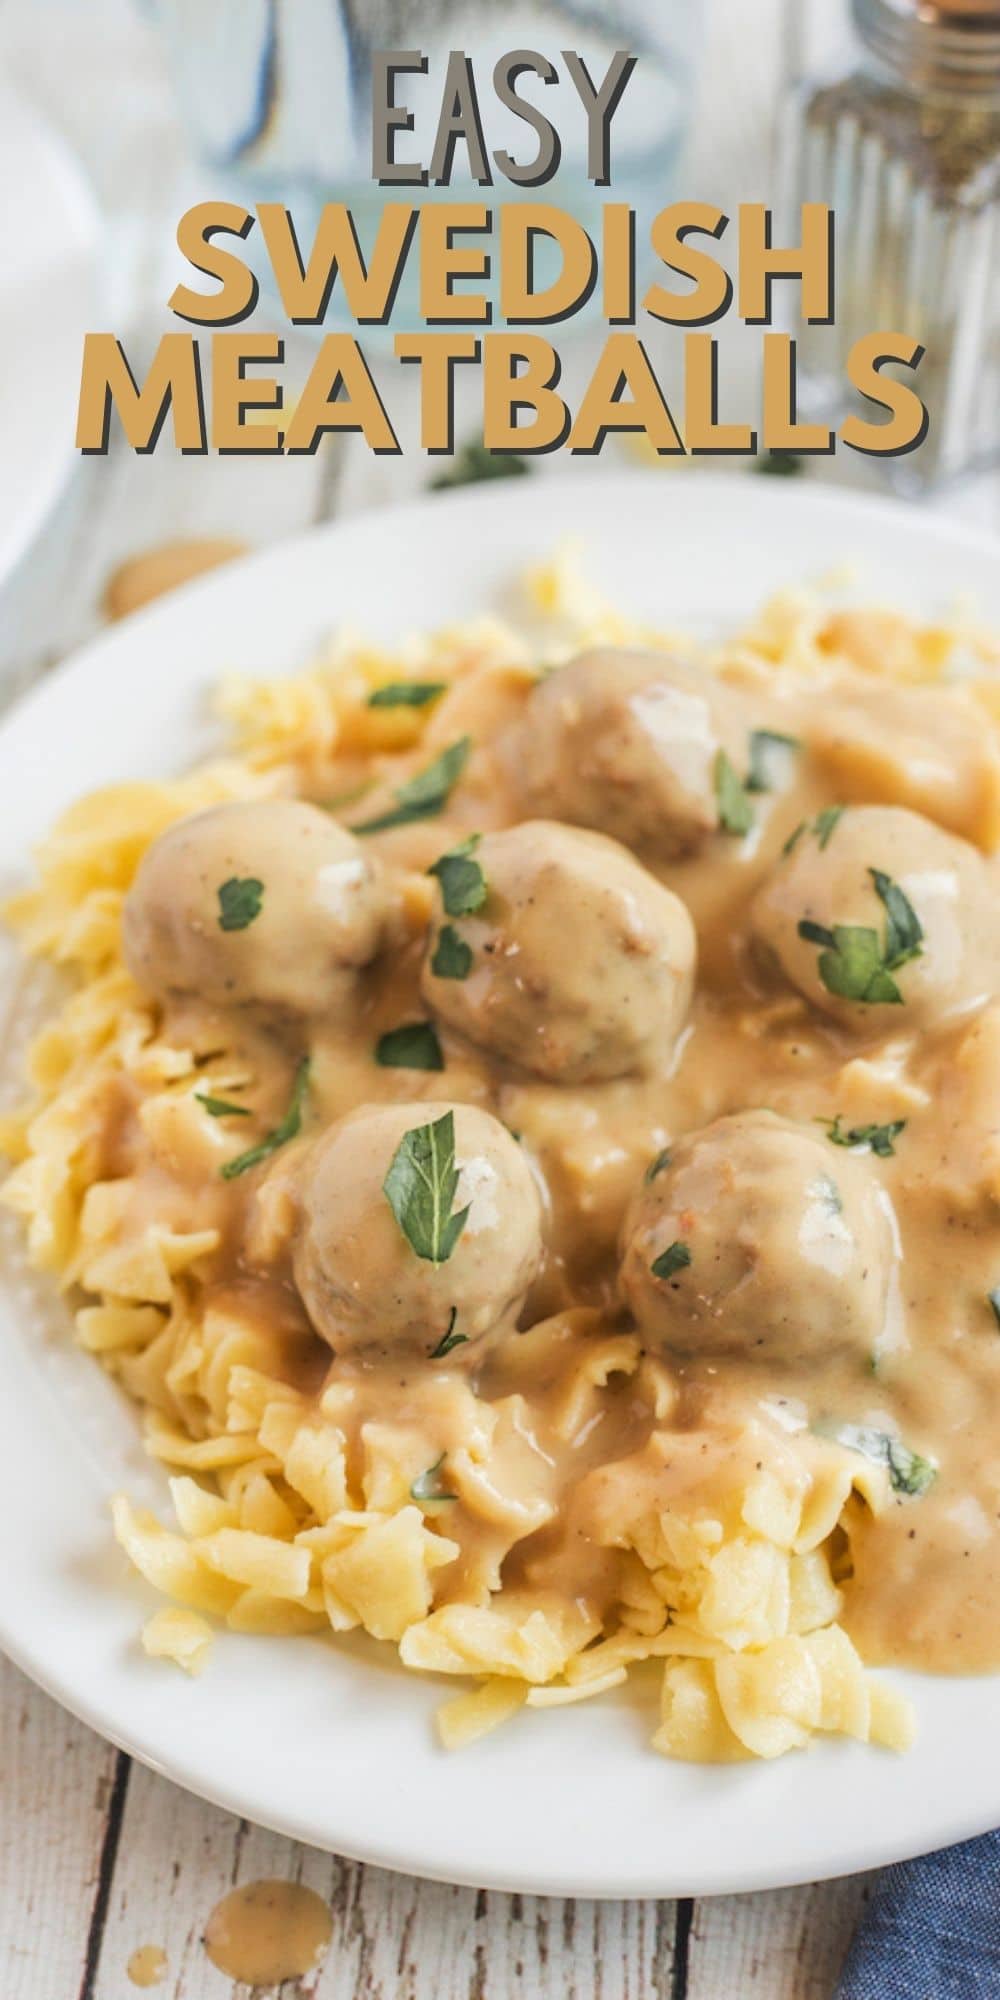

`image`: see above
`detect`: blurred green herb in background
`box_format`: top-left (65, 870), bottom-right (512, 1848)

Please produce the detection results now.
top-left (431, 441), bottom-right (532, 491)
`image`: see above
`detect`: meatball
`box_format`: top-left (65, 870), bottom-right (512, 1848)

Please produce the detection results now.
top-left (751, 804), bottom-right (999, 1033)
top-left (619, 1111), bottom-right (895, 1365)
top-left (123, 799), bottom-right (385, 1017)
top-left (293, 1101), bottom-right (543, 1356)
top-left (420, 820), bottom-right (696, 1082)
top-left (500, 648), bottom-right (753, 858)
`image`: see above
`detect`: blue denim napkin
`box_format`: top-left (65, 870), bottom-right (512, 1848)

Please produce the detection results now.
top-left (836, 1832), bottom-right (1000, 1999)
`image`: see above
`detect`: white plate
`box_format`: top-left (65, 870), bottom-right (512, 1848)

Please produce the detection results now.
top-left (1, 473), bottom-right (999, 1899)
top-left (0, 85), bottom-right (101, 587)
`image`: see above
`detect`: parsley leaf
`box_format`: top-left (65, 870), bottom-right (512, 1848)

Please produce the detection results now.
top-left (383, 1109), bottom-right (470, 1264)
top-left (747, 730), bottom-right (800, 794)
top-left (813, 805), bottom-right (844, 850)
top-left (815, 1173), bottom-right (843, 1215)
top-left (988, 1287), bottom-right (1000, 1332)
top-left (367, 681), bottom-right (446, 709)
top-left (754, 448), bottom-right (804, 477)
top-left (798, 920), bottom-right (903, 1004)
top-left (798, 864), bottom-right (923, 1006)
top-left (375, 1022), bottom-right (444, 1071)
top-left (430, 924), bottom-right (473, 980)
top-left (714, 750), bottom-right (754, 836)
top-left (354, 737), bottom-right (470, 835)
top-left (651, 1240), bottom-right (692, 1281)
top-left (819, 1115), bottom-right (906, 1158)
top-left (784, 809), bottom-right (844, 857)
top-left (813, 1418), bottom-right (937, 1497)
top-left (870, 869), bottom-right (924, 969)
top-left (644, 1147), bottom-right (672, 1184)
top-left (220, 1058), bottom-right (310, 1180)
top-left (428, 834), bottom-right (486, 917)
top-left (429, 1309), bottom-right (468, 1359)
top-left (195, 1092), bottom-right (251, 1119)
top-left (217, 876), bottom-right (264, 931)
top-left (430, 440), bottom-right (531, 490)
top-left (410, 1453), bottom-right (456, 1504)
top-left (886, 1438), bottom-right (938, 1497)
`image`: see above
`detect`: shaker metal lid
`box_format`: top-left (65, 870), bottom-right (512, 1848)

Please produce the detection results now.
top-left (854, 0), bottom-right (1000, 86)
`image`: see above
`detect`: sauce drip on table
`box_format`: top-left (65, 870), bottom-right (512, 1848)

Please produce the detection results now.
top-left (202, 1880), bottom-right (332, 1986)
top-left (126, 1944), bottom-right (167, 1987)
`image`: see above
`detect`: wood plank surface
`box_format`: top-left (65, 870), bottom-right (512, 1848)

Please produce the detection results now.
top-left (92, 1753), bottom-right (688, 1999)
top-left (0, 1654), bottom-right (121, 2000)
top-left (3, 1650), bottom-right (872, 2000)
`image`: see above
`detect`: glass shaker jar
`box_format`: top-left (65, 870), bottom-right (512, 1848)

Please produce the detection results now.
top-left (144, 1), bottom-right (702, 341)
top-left (781, 0), bottom-right (1000, 490)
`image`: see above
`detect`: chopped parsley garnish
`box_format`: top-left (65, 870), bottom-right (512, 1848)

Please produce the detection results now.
top-left (871, 868), bottom-right (924, 967)
top-left (431, 924), bottom-right (473, 980)
top-left (429, 1309), bottom-right (468, 1359)
top-left (375, 1022), bottom-right (444, 1072)
top-left (354, 736), bottom-right (470, 835)
top-left (217, 876), bottom-right (264, 931)
top-left (813, 805), bottom-right (844, 850)
top-left (798, 869), bottom-right (923, 1006)
top-left (220, 1058), bottom-right (310, 1180)
top-left (430, 440), bottom-right (531, 490)
top-left (651, 1241), bottom-right (692, 1281)
top-left (815, 1174), bottom-right (842, 1215)
top-left (747, 730), bottom-right (800, 794)
top-left (819, 1115), bottom-right (906, 1158)
top-left (644, 1147), bottom-right (672, 1184)
top-left (714, 750), bottom-right (754, 836)
top-left (367, 681), bottom-right (446, 709)
top-left (814, 1419), bottom-right (937, 1498)
top-left (988, 1287), bottom-right (1000, 1332)
top-left (753, 448), bottom-right (804, 477)
top-left (428, 834), bottom-right (486, 917)
top-left (195, 1091), bottom-right (251, 1119)
top-left (784, 806), bottom-right (844, 858)
top-left (383, 1109), bottom-right (469, 1265)
top-left (886, 1440), bottom-right (937, 1497)
top-left (410, 1453), bottom-right (456, 1504)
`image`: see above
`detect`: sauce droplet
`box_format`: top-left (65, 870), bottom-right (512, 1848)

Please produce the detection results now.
top-left (127, 1944), bottom-right (167, 1987)
top-left (203, 1879), bottom-right (333, 1986)
top-left (103, 539), bottom-right (247, 622)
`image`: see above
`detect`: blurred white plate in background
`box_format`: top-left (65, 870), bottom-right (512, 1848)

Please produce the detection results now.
top-left (1, 474), bottom-right (1000, 1898)
top-left (0, 84), bottom-right (100, 588)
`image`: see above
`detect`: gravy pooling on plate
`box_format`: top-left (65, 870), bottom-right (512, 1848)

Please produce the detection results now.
top-left (7, 578), bottom-right (1000, 1760)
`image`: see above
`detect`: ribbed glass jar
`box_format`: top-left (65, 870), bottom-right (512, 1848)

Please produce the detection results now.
top-left (781, 0), bottom-right (1000, 489)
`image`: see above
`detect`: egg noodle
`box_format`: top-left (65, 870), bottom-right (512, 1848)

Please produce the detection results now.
top-left (4, 547), bottom-right (1000, 1764)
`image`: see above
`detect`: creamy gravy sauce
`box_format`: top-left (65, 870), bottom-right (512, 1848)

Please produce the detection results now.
top-left (202, 1880), bottom-right (332, 1985)
top-left (126, 1945), bottom-right (167, 1988)
top-left (110, 650), bottom-right (1000, 1678)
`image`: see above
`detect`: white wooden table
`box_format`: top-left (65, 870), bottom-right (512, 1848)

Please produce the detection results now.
top-left (1, 4), bottom-right (998, 1995)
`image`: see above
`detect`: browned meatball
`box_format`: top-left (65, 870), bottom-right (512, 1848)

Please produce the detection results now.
top-left (752, 804), bottom-right (999, 1033)
top-left (420, 820), bottom-right (696, 1082)
top-left (620, 1111), bottom-right (895, 1365)
top-left (123, 799), bottom-right (385, 1017)
top-left (501, 649), bottom-right (753, 858)
top-left (293, 1101), bottom-right (544, 1356)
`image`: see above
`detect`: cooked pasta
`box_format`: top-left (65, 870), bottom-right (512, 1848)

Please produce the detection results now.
top-left (7, 548), bottom-right (1000, 1761)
